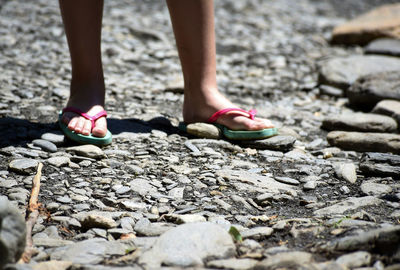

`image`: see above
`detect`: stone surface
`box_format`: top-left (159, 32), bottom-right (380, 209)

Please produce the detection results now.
top-left (134, 218), bottom-right (174, 237)
top-left (331, 4), bottom-right (400, 45)
top-left (336, 251), bottom-right (371, 268)
top-left (32, 261), bottom-right (73, 270)
top-left (74, 212), bottom-right (117, 229)
top-left (254, 251), bottom-right (313, 270)
top-left (66, 145), bottom-right (104, 159)
top-left (32, 139), bottom-right (57, 153)
top-left (365, 38), bottom-right (400, 57)
top-left (327, 131), bottom-right (400, 154)
top-left (241, 135), bottom-right (296, 152)
top-left (47, 156), bottom-right (70, 167)
top-left (207, 258), bottom-right (258, 270)
top-left (319, 56), bottom-right (400, 90)
top-left (41, 132), bottom-right (65, 146)
top-left (186, 123), bottom-right (221, 139)
top-left (0, 197), bottom-right (26, 268)
top-left (334, 163), bottom-right (357, 184)
top-left (241, 227), bottom-right (274, 240)
top-left (50, 238), bottom-right (134, 264)
top-left (361, 181), bottom-right (392, 196)
top-left (359, 152), bottom-right (400, 177)
top-left (348, 71), bottom-right (400, 108)
top-left (372, 99), bottom-right (400, 124)
top-left (314, 196), bottom-right (382, 217)
top-left (8, 159), bottom-right (39, 175)
top-left (322, 112), bottom-right (397, 133)
top-left (164, 214), bottom-right (206, 224)
top-left (139, 222), bottom-right (235, 267)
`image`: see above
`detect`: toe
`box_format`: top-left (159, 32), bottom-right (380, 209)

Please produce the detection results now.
top-left (74, 117), bottom-right (85, 133)
top-left (67, 117), bottom-right (79, 131)
top-left (81, 120), bottom-right (92, 136)
top-left (92, 117), bottom-right (107, 137)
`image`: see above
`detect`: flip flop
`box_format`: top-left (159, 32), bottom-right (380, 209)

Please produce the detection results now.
top-left (179, 108), bottom-right (278, 140)
top-left (58, 107), bottom-right (112, 146)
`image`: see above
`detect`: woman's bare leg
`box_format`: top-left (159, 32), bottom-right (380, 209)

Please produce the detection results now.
top-left (59, 0), bottom-right (107, 137)
top-left (166, 0), bottom-right (273, 130)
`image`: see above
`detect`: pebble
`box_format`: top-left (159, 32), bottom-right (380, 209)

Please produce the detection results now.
top-left (241, 227), bottom-right (274, 240)
top-left (314, 196), bottom-right (382, 217)
top-left (207, 258), bottom-right (258, 270)
top-left (8, 159), bottom-right (39, 175)
top-left (254, 251), bottom-right (313, 270)
top-left (303, 181), bottom-right (317, 190)
top-left (274, 176), bottom-right (300, 185)
top-left (241, 135), bottom-right (296, 152)
top-left (32, 139), bottom-right (57, 153)
top-left (372, 99), bottom-right (400, 124)
top-left (75, 212), bottom-right (117, 229)
top-left (186, 123), bottom-right (222, 139)
top-left (41, 132), bottom-right (65, 146)
top-left (336, 251), bottom-right (371, 268)
top-left (365, 38), bottom-right (400, 57)
top-left (139, 222), bottom-right (235, 267)
top-left (360, 181), bottom-right (392, 197)
top-left (66, 145), bottom-right (104, 159)
top-left (359, 152), bottom-right (400, 177)
top-left (322, 112), bottom-right (397, 133)
top-left (164, 214), bottom-right (206, 224)
top-left (319, 56), bottom-right (400, 90)
top-left (334, 163), bottom-right (357, 184)
top-left (47, 156), bottom-right (70, 167)
top-left (327, 131), bottom-right (400, 154)
top-left (134, 218), bottom-right (174, 237)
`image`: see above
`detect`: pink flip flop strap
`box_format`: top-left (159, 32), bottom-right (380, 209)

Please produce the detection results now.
top-left (62, 107), bottom-right (107, 131)
top-left (207, 108), bottom-right (257, 123)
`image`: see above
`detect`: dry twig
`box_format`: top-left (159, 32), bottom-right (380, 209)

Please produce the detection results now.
top-left (19, 162), bottom-right (43, 263)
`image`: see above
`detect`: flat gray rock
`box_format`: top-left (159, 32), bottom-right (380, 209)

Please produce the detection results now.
top-left (274, 176), bottom-right (300, 185)
top-left (254, 251), bottom-right (313, 270)
top-left (134, 218), bottom-right (175, 237)
top-left (41, 132), bottom-right (65, 146)
top-left (318, 56), bottom-right (400, 90)
top-left (139, 222), bottom-right (235, 267)
top-left (336, 251), bottom-right (371, 269)
top-left (360, 152), bottom-right (400, 177)
top-left (347, 71), bottom-right (400, 108)
top-left (66, 145), bottom-right (104, 159)
top-left (47, 156), bottom-right (70, 167)
top-left (322, 113), bottom-right (397, 133)
top-left (361, 181), bottom-right (392, 196)
top-left (8, 159), bottom-right (39, 175)
top-left (372, 99), bottom-right (400, 124)
top-left (207, 258), bottom-right (258, 270)
top-left (327, 131), bottom-right (400, 154)
top-left (365, 38), bottom-right (400, 57)
top-left (314, 196), bottom-right (382, 217)
top-left (186, 123), bottom-right (221, 139)
top-left (0, 197), bottom-right (26, 268)
top-left (241, 227), bottom-right (274, 240)
top-left (50, 238), bottom-right (134, 264)
top-left (241, 135), bottom-right (296, 152)
top-left (32, 139), bottom-right (57, 153)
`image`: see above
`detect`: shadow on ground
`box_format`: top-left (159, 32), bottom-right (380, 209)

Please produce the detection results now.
top-left (0, 116), bottom-right (180, 148)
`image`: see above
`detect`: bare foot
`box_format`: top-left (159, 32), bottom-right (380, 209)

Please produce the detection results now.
top-left (61, 100), bottom-right (108, 137)
top-left (183, 89), bottom-right (275, 131)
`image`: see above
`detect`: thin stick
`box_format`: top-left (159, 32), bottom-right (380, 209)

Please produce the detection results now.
top-left (19, 162), bottom-right (43, 263)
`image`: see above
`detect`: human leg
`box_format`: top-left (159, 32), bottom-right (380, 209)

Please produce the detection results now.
top-left (59, 0), bottom-right (108, 137)
top-left (166, 0), bottom-right (274, 131)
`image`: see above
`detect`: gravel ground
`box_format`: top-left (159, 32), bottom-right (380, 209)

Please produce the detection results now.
top-left (0, 0), bottom-right (399, 269)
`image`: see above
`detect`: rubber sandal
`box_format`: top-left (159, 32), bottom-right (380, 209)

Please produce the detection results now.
top-left (179, 108), bottom-right (278, 140)
top-left (58, 107), bottom-right (112, 146)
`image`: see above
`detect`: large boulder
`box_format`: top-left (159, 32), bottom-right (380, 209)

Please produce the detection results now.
top-left (331, 4), bottom-right (400, 45)
top-left (0, 196), bottom-right (26, 268)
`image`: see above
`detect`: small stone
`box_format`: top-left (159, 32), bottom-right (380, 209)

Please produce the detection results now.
top-left (56, 196), bottom-right (72, 204)
top-left (372, 100), bottom-right (400, 125)
top-left (322, 113), bottom-right (397, 133)
top-left (274, 176), bottom-right (300, 185)
top-left (348, 71), bottom-right (400, 109)
top-left (47, 156), bottom-right (70, 167)
top-left (33, 238), bottom-right (74, 248)
top-left (207, 258), bottom-right (258, 270)
top-left (0, 196), bottom-right (26, 268)
top-left (366, 38), bottom-right (400, 57)
top-left (168, 187), bottom-right (184, 199)
top-left (254, 251), bottom-right (313, 269)
top-left (241, 227), bottom-right (274, 240)
top-left (31, 260), bottom-right (73, 270)
top-left (33, 139), bottom-right (57, 153)
top-left (66, 145), bottom-right (104, 159)
top-left (314, 196), bottom-right (382, 217)
top-left (361, 181), bottom-right (392, 197)
top-left (327, 131), bottom-right (400, 154)
top-left (360, 152), bottom-right (400, 177)
top-left (77, 213), bottom-right (117, 229)
top-left (334, 163), bottom-right (357, 184)
top-left (303, 181), bottom-right (317, 190)
top-left (336, 251), bottom-right (371, 268)
top-left (41, 132), bottom-right (65, 146)
top-left (120, 200), bottom-right (147, 211)
top-left (134, 218), bottom-right (174, 237)
top-left (9, 159), bottom-right (39, 175)
top-left (319, 85), bottom-right (344, 97)
top-left (165, 214), bottom-right (206, 224)
top-left (186, 123), bottom-right (221, 139)
top-left (340, 186), bottom-right (351, 194)
top-left (241, 135), bottom-right (296, 152)
top-left (139, 222), bottom-right (235, 267)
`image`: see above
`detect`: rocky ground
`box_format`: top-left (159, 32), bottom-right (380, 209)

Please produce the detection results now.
top-left (1, 0), bottom-right (400, 269)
